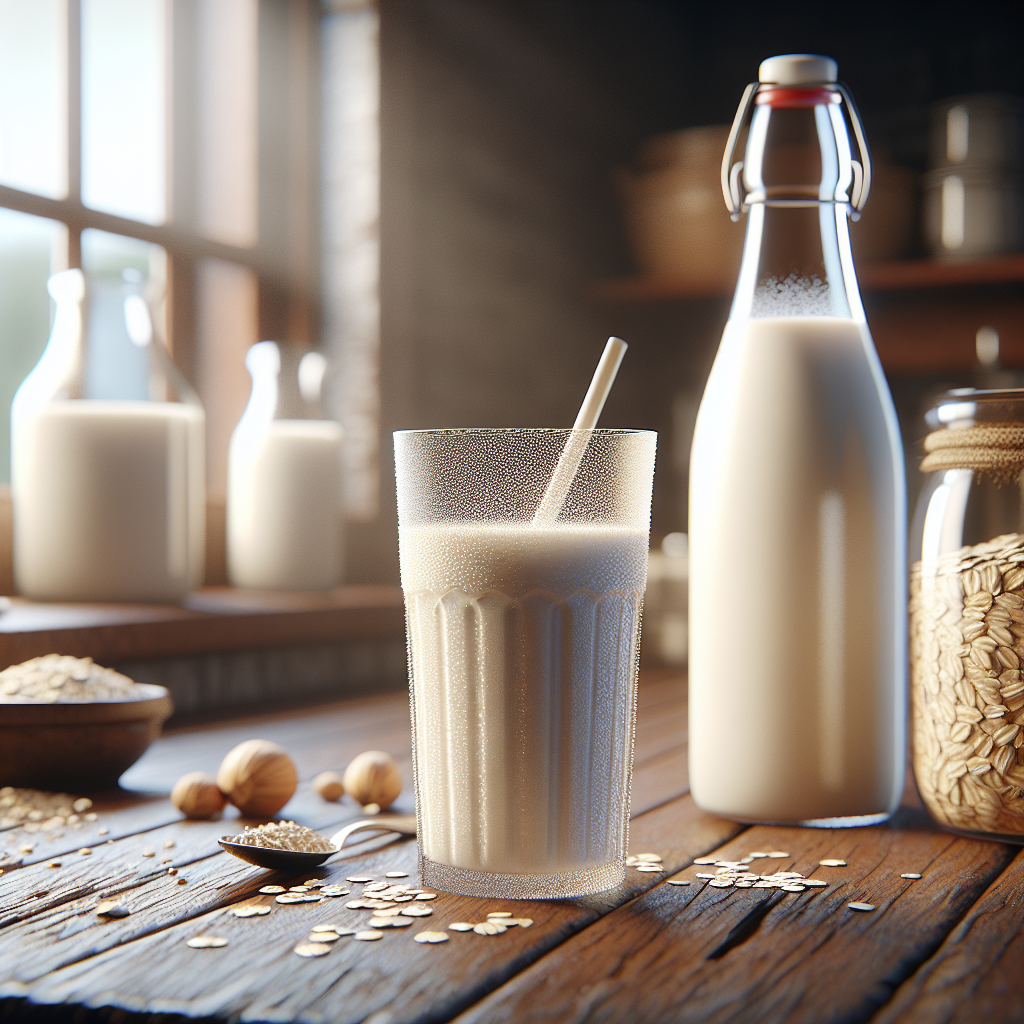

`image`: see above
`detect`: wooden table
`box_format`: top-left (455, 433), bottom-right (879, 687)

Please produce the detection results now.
top-left (1, 671), bottom-right (1021, 1023)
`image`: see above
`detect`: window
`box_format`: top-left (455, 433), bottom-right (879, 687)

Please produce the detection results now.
top-left (0, 0), bottom-right (380, 521)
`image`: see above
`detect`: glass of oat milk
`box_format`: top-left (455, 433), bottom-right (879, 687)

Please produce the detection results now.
top-left (395, 427), bottom-right (656, 898)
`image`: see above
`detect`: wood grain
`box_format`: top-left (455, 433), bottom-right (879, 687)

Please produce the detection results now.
top-left (2, 669), bottom-right (1020, 1024)
top-left (3, 796), bottom-right (742, 1023)
top-left (454, 820), bottom-right (1018, 1024)
top-left (875, 849), bottom-right (1024, 1024)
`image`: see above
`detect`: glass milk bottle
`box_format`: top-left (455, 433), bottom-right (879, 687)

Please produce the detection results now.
top-left (227, 341), bottom-right (344, 590)
top-left (689, 55), bottom-right (906, 825)
top-left (11, 268), bottom-right (205, 602)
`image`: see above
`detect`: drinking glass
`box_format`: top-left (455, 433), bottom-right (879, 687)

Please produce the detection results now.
top-left (394, 428), bottom-right (656, 898)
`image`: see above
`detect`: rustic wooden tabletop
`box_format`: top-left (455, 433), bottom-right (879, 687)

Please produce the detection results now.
top-left (1, 670), bottom-right (1021, 1023)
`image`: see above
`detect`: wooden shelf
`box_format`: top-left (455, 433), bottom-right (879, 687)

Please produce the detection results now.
top-left (591, 253), bottom-right (1024, 302)
top-left (0, 585), bottom-right (406, 671)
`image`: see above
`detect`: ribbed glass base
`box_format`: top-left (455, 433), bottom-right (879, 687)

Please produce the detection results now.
top-left (420, 853), bottom-right (624, 900)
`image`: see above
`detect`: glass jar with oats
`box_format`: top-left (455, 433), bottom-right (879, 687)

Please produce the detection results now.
top-left (910, 388), bottom-right (1024, 841)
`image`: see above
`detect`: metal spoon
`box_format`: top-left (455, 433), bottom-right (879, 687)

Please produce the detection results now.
top-left (218, 814), bottom-right (417, 871)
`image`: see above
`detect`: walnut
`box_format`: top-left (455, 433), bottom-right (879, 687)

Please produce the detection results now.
top-left (216, 740), bottom-right (297, 817)
top-left (342, 751), bottom-right (402, 810)
top-left (171, 772), bottom-right (227, 819)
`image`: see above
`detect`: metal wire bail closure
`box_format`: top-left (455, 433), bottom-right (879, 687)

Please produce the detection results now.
top-left (720, 81), bottom-right (872, 221)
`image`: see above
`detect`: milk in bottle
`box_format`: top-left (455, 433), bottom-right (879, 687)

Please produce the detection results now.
top-left (228, 342), bottom-right (344, 590)
top-left (12, 269), bottom-right (205, 602)
top-left (689, 55), bottom-right (906, 824)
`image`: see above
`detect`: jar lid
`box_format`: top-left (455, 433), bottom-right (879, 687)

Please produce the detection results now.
top-left (925, 387), bottom-right (1024, 429)
top-left (922, 388), bottom-right (1024, 482)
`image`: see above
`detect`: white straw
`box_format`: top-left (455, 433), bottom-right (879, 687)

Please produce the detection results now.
top-left (533, 337), bottom-right (628, 524)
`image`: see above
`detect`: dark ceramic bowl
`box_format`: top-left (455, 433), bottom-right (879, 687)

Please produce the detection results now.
top-left (0, 684), bottom-right (173, 789)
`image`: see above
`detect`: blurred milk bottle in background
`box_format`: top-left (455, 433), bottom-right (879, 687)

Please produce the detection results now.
top-left (228, 341), bottom-right (344, 590)
top-left (11, 267), bottom-right (205, 602)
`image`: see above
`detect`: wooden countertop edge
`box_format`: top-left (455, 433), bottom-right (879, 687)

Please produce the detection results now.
top-left (0, 585), bottom-right (406, 668)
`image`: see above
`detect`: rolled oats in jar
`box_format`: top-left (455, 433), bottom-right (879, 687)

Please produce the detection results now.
top-left (910, 388), bottom-right (1024, 840)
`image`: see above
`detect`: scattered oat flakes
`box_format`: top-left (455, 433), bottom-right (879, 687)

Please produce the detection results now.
top-left (848, 902), bottom-right (875, 912)
top-left (414, 931), bottom-right (448, 944)
top-left (294, 942), bottom-right (331, 957)
top-left (78, 848), bottom-right (91, 856)
top-left (636, 864), bottom-right (663, 873)
top-left (487, 912), bottom-right (513, 918)
top-left (819, 859), bottom-right (846, 867)
top-left (667, 880), bottom-right (691, 886)
top-left (96, 901), bottom-right (129, 918)
top-left (767, 852), bottom-right (790, 859)
top-left (289, 886), bottom-right (312, 893)
top-left (309, 931), bottom-right (340, 942)
top-left (415, 892), bottom-right (438, 900)
top-left (371, 916), bottom-right (412, 928)
top-left (449, 922), bottom-right (474, 931)
top-left (187, 936), bottom-right (227, 948)
top-left (260, 885), bottom-right (286, 894)
top-left (353, 930), bottom-right (384, 941)
top-left (230, 905), bottom-right (271, 917)
top-left (400, 905), bottom-right (432, 917)
top-left (901, 873), bottom-right (922, 879)
top-left (781, 884), bottom-right (806, 892)
top-left (385, 871), bottom-right (408, 878)
top-left (474, 921), bottom-right (506, 935)
top-left (347, 875), bottom-right (374, 883)
top-left (515, 918), bottom-right (534, 928)
top-left (693, 857), bottom-right (716, 865)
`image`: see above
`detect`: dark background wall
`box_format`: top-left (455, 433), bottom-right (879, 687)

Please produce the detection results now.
top-left (346, 0), bottom-right (1024, 584)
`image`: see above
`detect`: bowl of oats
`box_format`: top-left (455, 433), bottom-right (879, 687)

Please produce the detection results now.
top-left (0, 655), bottom-right (173, 789)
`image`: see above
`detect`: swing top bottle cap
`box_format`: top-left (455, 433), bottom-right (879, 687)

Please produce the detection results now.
top-left (759, 54), bottom-right (838, 86)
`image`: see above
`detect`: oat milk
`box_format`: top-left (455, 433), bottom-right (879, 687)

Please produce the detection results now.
top-left (228, 419), bottom-right (344, 590)
top-left (12, 400), bottom-right (205, 602)
top-left (689, 315), bottom-right (906, 824)
top-left (400, 521), bottom-right (647, 877)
